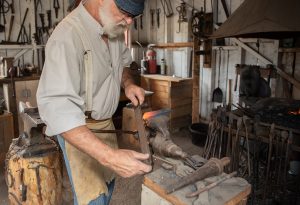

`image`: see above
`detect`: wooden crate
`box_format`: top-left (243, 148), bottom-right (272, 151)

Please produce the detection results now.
top-left (141, 75), bottom-right (192, 130)
top-left (0, 112), bottom-right (14, 164)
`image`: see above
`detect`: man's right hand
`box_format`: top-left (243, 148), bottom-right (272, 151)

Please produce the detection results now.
top-left (62, 125), bottom-right (152, 178)
top-left (105, 149), bottom-right (152, 178)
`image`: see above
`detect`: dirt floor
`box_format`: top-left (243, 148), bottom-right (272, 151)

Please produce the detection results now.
top-left (0, 128), bottom-right (203, 205)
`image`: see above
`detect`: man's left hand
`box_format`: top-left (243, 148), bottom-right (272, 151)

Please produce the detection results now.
top-left (124, 84), bottom-right (145, 106)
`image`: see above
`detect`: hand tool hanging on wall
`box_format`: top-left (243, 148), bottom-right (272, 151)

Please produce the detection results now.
top-left (191, 7), bottom-right (207, 41)
top-left (53, 0), bottom-right (60, 18)
top-left (36, 0), bottom-right (43, 11)
top-left (39, 13), bottom-right (45, 32)
top-left (212, 48), bottom-right (223, 103)
top-left (156, 8), bottom-right (160, 28)
top-left (133, 18), bottom-right (137, 30)
top-left (47, 10), bottom-right (52, 28)
top-left (17, 8), bottom-right (29, 43)
top-left (7, 1), bottom-right (15, 42)
top-left (0, 0), bottom-right (9, 33)
top-left (160, 0), bottom-right (173, 17)
top-left (150, 9), bottom-right (155, 28)
top-left (140, 14), bottom-right (143, 30)
top-left (176, 1), bottom-right (188, 33)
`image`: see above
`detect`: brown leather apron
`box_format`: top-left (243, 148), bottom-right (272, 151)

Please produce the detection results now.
top-left (65, 119), bottom-right (118, 205)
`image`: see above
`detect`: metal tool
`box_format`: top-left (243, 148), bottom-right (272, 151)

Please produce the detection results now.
top-left (53, 0), bottom-right (60, 18)
top-left (20, 169), bottom-right (27, 202)
top-left (133, 18), bottom-right (137, 30)
top-left (150, 9), bottom-right (155, 27)
top-left (134, 105), bottom-right (152, 165)
top-left (176, 1), bottom-right (188, 33)
top-left (46, 10), bottom-right (52, 29)
top-left (156, 9), bottom-right (160, 28)
top-left (140, 14), bottom-right (143, 30)
top-left (263, 123), bottom-right (275, 202)
top-left (165, 157), bottom-right (230, 194)
top-left (90, 129), bottom-right (138, 138)
top-left (39, 13), bottom-right (45, 32)
top-left (28, 164), bottom-right (54, 201)
top-left (17, 8), bottom-right (29, 43)
top-left (36, 0), bottom-right (43, 12)
top-left (186, 171), bottom-right (237, 198)
top-left (160, 0), bottom-right (173, 17)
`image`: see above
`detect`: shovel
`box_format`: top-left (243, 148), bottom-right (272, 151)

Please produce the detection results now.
top-left (212, 48), bottom-right (223, 103)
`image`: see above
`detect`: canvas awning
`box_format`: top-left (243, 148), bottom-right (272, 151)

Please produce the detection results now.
top-left (210, 0), bottom-right (300, 39)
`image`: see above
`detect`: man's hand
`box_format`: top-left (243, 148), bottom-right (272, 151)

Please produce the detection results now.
top-left (124, 84), bottom-right (145, 106)
top-left (106, 149), bottom-right (152, 178)
top-left (62, 126), bottom-right (152, 178)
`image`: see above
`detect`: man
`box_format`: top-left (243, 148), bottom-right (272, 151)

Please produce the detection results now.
top-left (36, 0), bottom-right (152, 204)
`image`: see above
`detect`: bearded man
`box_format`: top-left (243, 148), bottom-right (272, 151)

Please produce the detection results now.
top-left (36, 0), bottom-right (151, 204)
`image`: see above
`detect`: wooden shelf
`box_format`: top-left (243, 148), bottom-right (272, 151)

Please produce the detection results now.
top-left (0, 44), bottom-right (45, 50)
top-left (278, 47), bottom-right (300, 53)
top-left (0, 76), bottom-right (40, 84)
top-left (152, 42), bottom-right (194, 49)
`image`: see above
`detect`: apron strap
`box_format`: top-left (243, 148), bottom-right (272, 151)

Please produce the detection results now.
top-left (66, 17), bottom-right (93, 112)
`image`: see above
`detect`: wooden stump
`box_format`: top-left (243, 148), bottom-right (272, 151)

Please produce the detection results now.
top-left (5, 135), bottom-right (63, 205)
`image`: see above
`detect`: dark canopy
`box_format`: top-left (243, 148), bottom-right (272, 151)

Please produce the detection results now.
top-left (210, 0), bottom-right (300, 39)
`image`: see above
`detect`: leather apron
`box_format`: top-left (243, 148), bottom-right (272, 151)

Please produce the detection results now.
top-left (65, 119), bottom-right (118, 205)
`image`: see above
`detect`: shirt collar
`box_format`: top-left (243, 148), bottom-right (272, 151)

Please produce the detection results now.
top-left (77, 2), bottom-right (105, 36)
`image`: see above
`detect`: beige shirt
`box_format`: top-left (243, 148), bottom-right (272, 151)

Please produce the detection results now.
top-left (37, 3), bottom-right (132, 136)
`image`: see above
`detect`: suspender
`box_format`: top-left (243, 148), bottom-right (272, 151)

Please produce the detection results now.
top-left (66, 18), bottom-right (93, 112)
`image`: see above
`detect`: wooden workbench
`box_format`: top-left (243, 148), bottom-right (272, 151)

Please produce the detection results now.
top-left (142, 168), bottom-right (251, 205)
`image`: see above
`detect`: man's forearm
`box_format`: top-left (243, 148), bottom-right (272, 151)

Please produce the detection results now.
top-left (61, 125), bottom-right (113, 166)
top-left (121, 67), bottom-right (135, 89)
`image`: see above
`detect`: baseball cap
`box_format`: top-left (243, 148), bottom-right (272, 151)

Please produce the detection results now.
top-left (114, 0), bottom-right (145, 18)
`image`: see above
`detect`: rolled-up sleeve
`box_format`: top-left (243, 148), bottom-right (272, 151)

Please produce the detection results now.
top-left (37, 30), bottom-right (86, 136)
top-left (122, 43), bottom-right (132, 68)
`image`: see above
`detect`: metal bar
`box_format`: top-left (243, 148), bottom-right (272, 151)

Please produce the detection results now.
top-left (134, 105), bottom-right (152, 165)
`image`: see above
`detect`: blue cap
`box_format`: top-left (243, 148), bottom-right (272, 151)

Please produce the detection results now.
top-left (114, 0), bottom-right (145, 17)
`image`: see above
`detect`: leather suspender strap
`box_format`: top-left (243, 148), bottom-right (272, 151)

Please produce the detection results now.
top-left (66, 18), bottom-right (93, 112)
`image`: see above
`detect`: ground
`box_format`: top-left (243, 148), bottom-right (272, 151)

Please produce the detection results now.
top-left (0, 128), bottom-right (203, 205)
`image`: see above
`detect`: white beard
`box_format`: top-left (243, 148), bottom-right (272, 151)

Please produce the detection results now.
top-left (99, 3), bottom-right (128, 39)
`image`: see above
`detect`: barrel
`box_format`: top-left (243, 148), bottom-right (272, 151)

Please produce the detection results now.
top-left (189, 123), bottom-right (208, 146)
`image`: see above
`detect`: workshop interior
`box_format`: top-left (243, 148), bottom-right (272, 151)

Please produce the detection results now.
top-left (0, 0), bottom-right (300, 204)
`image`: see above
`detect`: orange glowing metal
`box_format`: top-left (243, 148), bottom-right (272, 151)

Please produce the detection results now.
top-left (288, 108), bottom-right (300, 115)
top-left (143, 112), bottom-right (157, 120)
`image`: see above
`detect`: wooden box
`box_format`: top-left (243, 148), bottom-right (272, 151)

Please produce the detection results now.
top-left (0, 112), bottom-right (14, 164)
top-left (141, 75), bottom-right (192, 130)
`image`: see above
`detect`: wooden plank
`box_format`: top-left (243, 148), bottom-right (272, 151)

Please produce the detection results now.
top-left (225, 186), bottom-right (251, 205)
top-left (171, 80), bottom-right (193, 88)
top-left (150, 83), bottom-right (169, 93)
top-left (149, 79), bottom-right (170, 87)
top-left (170, 98), bottom-right (192, 108)
top-left (171, 86), bottom-right (192, 98)
top-left (152, 42), bottom-right (194, 49)
top-left (278, 47), bottom-right (300, 53)
top-left (143, 167), bottom-right (251, 205)
top-left (142, 74), bottom-right (192, 82)
top-left (143, 176), bottom-right (187, 205)
top-left (170, 105), bottom-right (192, 119)
top-left (151, 98), bottom-right (169, 109)
top-left (152, 91), bottom-right (170, 101)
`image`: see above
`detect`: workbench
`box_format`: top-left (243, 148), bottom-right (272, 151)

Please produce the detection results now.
top-left (142, 167), bottom-right (251, 205)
